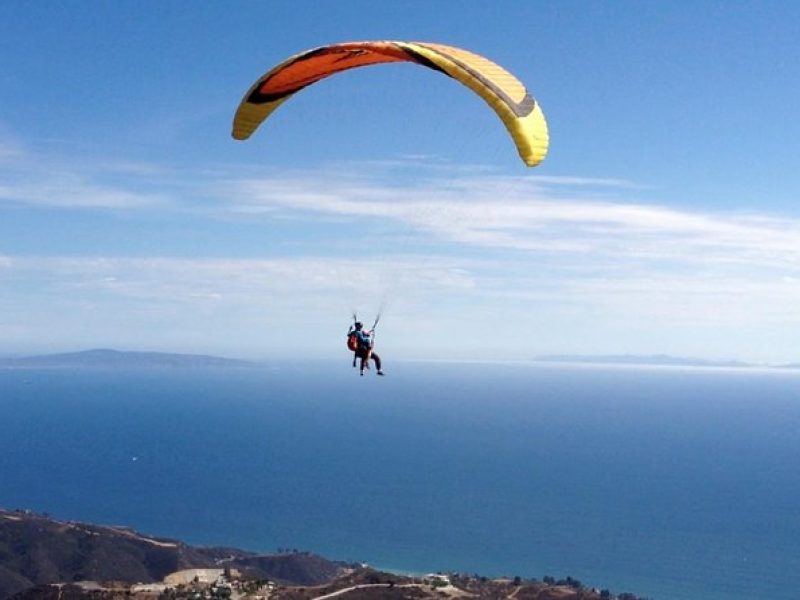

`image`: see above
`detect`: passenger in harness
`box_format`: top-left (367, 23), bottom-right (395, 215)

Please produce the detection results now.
top-left (347, 321), bottom-right (384, 377)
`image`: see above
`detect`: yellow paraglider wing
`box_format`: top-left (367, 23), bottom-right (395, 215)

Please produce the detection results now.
top-left (232, 41), bottom-right (549, 167)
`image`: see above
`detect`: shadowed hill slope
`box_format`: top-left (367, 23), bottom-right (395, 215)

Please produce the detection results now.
top-left (0, 510), bottom-right (344, 600)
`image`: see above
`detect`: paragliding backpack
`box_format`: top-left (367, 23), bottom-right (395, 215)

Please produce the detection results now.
top-left (347, 331), bottom-right (360, 352)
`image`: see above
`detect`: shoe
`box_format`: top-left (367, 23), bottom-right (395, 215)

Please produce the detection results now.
top-left (377, 371), bottom-right (385, 376)
top-left (360, 371), bottom-right (364, 376)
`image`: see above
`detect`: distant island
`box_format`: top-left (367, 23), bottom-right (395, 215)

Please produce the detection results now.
top-left (0, 349), bottom-right (258, 369)
top-left (535, 353), bottom-right (800, 370)
top-left (0, 508), bottom-right (650, 600)
top-left (2, 348), bottom-right (796, 372)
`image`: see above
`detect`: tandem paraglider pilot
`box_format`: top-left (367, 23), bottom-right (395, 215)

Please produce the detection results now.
top-left (347, 322), bottom-right (384, 377)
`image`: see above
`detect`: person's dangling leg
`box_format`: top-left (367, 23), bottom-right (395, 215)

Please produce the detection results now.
top-left (371, 352), bottom-right (383, 375)
top-left (359, 351), bottom-right (367, 376)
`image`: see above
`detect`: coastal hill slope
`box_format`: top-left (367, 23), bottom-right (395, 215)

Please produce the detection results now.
top-left (1, 509), bottom-right (650, 600)
top-left (0, 509), bottom-right (343, 600)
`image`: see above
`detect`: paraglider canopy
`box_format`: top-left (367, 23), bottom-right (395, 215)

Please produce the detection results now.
top-left (232, 40), bottom-right (549, 167)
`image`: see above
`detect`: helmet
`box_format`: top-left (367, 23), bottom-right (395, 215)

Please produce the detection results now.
top-left (354, 321), bottom-right (363, 330)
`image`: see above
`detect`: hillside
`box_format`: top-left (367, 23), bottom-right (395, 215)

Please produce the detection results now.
top-left (0, 509), bottom-right (650, 600)
top-left (0, 510), bottom-right (344, 600)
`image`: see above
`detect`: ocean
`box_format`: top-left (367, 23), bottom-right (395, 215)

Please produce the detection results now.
top-left (1, 361), bottom-right (799, 600)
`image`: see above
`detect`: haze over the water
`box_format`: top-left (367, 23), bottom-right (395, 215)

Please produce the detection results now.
top-left (2, 2), bottom-right (799, 363)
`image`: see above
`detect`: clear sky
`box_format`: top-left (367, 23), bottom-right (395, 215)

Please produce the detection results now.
top-left (1, 1), bottom-right (799, 363)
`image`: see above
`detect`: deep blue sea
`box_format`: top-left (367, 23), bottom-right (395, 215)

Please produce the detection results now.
top-left (1, 362), bottom-right (799, 600)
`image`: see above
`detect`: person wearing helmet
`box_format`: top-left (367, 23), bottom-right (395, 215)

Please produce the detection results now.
top-left (347, 321), bottom-right (384, 376)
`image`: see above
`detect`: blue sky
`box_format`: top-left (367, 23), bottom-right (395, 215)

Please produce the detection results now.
top-left (1, 1), bottom-right (800, 362)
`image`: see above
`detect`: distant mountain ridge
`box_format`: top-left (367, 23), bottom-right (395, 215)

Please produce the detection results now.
top-left (0, 349), bottom-right (257, 369)
top-left (535, 353), bottom-right (800, 369)
top-left (3, 348), bottom-right (796, 371)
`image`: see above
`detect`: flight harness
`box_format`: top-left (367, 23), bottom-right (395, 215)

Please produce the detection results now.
top-left (348, 313), bottom-right (380, 369)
